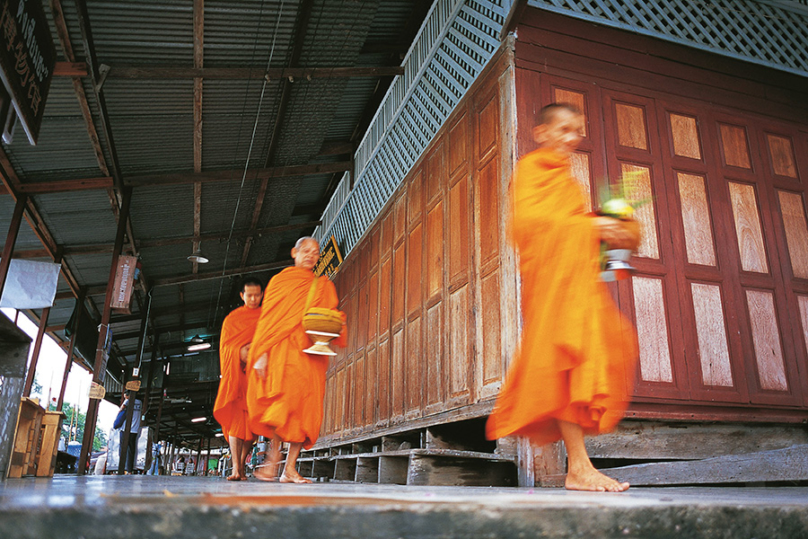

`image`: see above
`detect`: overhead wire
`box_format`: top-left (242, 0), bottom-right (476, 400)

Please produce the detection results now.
top-left (208, 0), bottom-right (288, 330)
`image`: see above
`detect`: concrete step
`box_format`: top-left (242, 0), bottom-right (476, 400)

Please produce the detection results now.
top-left (1, 476), bottom-right (808, 539)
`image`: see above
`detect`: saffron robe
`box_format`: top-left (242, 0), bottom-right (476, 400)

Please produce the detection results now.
top-left (213, 305), bottom-right (260, 441)
top-left (486, 148), bottom-right (638, 446)
top-left (246, 266), bottom-right (346, 449)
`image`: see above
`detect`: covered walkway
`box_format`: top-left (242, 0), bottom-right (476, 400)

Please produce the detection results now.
top-left (1, 476), bottom-right (807, 538)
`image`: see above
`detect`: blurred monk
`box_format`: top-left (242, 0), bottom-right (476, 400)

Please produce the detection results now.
top-left (486, 103), bottom-right (639, 492)
top-left (213, 277), bottom-right (263, 481)
top-left (247, 237), bottom-right (346, 483)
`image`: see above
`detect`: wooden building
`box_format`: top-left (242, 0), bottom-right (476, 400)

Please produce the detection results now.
top-left (307, 2), bottom-right (808, 486)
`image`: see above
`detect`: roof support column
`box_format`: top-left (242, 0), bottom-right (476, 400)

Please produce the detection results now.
top-left (0, 194), bottom-right (27, 300)
top-left (22, 307), bottom-right (50, 397)
top-left (118, 290), bottom-right (150, 474)
top-left (57, 288), bottom-right (86, 409)
top-left (78, 187), bottom-right (133, 475)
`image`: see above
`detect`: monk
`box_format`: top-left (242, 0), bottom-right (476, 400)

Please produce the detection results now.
top-left (213, 277), bottom-right (264, 481)
top-left (246, 236), bottom-right (346, 483)
top-left (486, 103), bottom-right (639, 492)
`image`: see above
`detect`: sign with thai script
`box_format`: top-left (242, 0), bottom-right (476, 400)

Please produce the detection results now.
top-left (111, 255), bottom-right (138, 312)
top-left (313, 235), bottom-right (343, 278)
top-left (0, 0), bottom-right (56, 144)
top-left (88, 382), bottom-right (106, 400)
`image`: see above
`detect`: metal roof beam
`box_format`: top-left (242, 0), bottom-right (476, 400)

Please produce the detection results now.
top-left (153, 260), bottom-right (291, 287)
top-left (105, 66), bottom-right (404, 79)
top-left (10, 220), bottom-right (321, 258)
top-left (13, 177), bottom-right (114, 194)
top-left (125, 162), bottom-right (351, 187)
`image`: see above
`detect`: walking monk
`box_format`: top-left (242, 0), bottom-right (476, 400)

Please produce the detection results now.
top-left (247, 236), bottom-right (346, 483)
top-left (486, 103), bottom-right (639, 492)
top-left (213, 277), bottom-right (264, 481)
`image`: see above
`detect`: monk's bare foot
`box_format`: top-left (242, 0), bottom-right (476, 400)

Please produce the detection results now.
top-left (565, 468), bottom-right (629, 492)
top-left (253, 463), bottom-right (279, 482)
top-left (226, 474), bottom-right (242, 482)
top-left (279, 470), bottom-right (312, 484)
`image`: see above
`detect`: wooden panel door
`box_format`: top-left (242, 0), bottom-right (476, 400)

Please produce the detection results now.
top-left (601, 89), bottom-right (690, 401)
top-left (656, 100), bottom-right (750, 404)
top-left (473, 80), bottom-right (505, 400)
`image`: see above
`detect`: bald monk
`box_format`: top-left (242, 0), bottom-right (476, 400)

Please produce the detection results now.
top-left (486, 103), bottom-right (639, 492)
top-left (213, 277), bottom-right (264, 481)
top-left (246, 236), bottom-right (346, 483)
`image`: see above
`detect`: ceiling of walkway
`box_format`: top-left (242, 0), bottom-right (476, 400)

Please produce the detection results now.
top-left (0, 0), bottom-right (431, 447)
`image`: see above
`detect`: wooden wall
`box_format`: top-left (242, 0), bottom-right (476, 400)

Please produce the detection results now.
top-left (320, 47), bottom-right (519, 444)
top-left (514, 9), bottom-right (808, 421)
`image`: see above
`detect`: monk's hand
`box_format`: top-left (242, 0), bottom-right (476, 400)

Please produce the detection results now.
top-left (240, 343), bottom-right (250, 363)
top-left (594, 216), bottom-right (638, 250)
top-left (253, 353), bottom-right (268, 380)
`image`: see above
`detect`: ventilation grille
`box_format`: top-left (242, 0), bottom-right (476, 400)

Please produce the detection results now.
top-left (315, 0), bottom-right (510, 254)
top-left (529, 0), bottom-right (808, 76)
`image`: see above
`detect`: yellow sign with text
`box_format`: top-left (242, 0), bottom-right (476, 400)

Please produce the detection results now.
top-left (313, 236), bottom-right (343, 279)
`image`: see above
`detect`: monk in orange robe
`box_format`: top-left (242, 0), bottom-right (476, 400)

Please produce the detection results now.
top-left (246, 236), bottom-right (346, 483)
top-left (486, 103), bottom-right (639, 492)
top-left (213, 277), bottom-right (263, 481)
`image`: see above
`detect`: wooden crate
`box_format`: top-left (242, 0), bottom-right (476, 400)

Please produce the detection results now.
top-left (7, 398), bottom-right (45, 478)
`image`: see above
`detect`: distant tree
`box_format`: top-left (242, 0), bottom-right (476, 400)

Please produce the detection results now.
top-left (60, 403), bottom-right (107, 451)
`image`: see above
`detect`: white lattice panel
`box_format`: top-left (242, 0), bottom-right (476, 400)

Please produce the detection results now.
top-left (315, 0), bottom-right (510, 254)
top-left (527, 0), bottom-right (808, 76)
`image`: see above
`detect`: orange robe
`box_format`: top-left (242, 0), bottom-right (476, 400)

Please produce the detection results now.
top-left (486, 148), bottom-right (638, 446)
top-left (246, 266), bottom-right (346, 449)
top-left (214, 305), bottom-right (260, 441)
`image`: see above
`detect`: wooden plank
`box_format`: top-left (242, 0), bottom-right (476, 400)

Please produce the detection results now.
top-left (691, 283), bottom-right (733, 387)
top-left (378, 456), bottom-right (408, 484)
top-left (777, 191), bottom-right (808, 279)
top-left (587, 421), bottom-right (808, 460)
top-left (615, 102), bottom-right (648, 150)
top-left (15, 177), bottom-right (113, 194)
top-left (677, 173), bottom-right (716, 266)
top-left (633, 277), bottom-right (674, 383)
top-left (605, 445), bottom-right (808, 486)
top-left (407, 454), bottom-right (516, 486)
top-left (669, 113), bottom-right (702, 159)
top-left (766, 134), bottom-right (798, 178)
top-left (720, 124), bottom-right (752, 169)
top-left (746, 289), bottom-right (788, 391)
top-left (621, 163), bottom-right (659, 259)
top-left (355, 457), bottom-right (379, 483)
top-left (728, 182), bottom-right (768, 273)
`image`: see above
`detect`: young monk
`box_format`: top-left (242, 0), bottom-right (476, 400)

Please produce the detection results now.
top-left (213, 277), bottom-right (264, 481)
top-left (486, 103), bottom-right (639, 492)
top-left (246, 236), bottom-right (346, 483)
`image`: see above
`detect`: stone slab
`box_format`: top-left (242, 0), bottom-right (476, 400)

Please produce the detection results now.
top-left (0, 475), bottom-right (807, 538)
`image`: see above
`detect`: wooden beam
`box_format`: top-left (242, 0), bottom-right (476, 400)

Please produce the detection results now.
top-left (240, 0), bottom-right (317, 270)
top-left (15, 177), bottom-right (114, 194)
top-left (318, 141), bottom-right (354, 156)
top-left (153, 260), bottom-right (291, 287)
top-left (106, 66), bottom-right (404, 79)
top-left (0, 195), bottom-right (28, 303)
top-left (11, 221), bottom-right (321, 258)
top-left (193, 0), bottom-right (204, 276)
top-left (78, 186), bottom-right (132, 474)
top-left (139, 220), bottom-right (322, 248)
top-left (125, 162), bottom-right (351, 187)
top-left (53, 61), bottom-right (88, 77)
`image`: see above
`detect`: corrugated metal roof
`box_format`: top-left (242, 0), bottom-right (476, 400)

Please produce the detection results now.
top-left (0, 0), bottom-right (432, 443)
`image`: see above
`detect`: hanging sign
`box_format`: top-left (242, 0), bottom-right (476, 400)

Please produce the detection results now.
top-left (88, 382), bottom-right (106, 400)
top-left (313, 235), bottom-right (343, 278)
top-left (0, 0), bottom-right (56, 145)
top-left (111, 255), bottom-right (138, 312)
top-left (125, 380), bottom-right (141, 392)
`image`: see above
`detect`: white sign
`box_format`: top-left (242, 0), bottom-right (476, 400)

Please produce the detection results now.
top-left (0, 258), bottom-right (60, 308)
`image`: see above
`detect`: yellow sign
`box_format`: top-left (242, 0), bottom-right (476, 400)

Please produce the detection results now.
top-left (88, 382), bottom-right (106, 400)
top-left (125, 380), bottom-right (142, 392)
top-left (313, 235), bottom-right (343, 278)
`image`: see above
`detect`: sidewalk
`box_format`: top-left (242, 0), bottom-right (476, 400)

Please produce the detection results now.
top-left (1, 475), bottom-right (807, 538)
